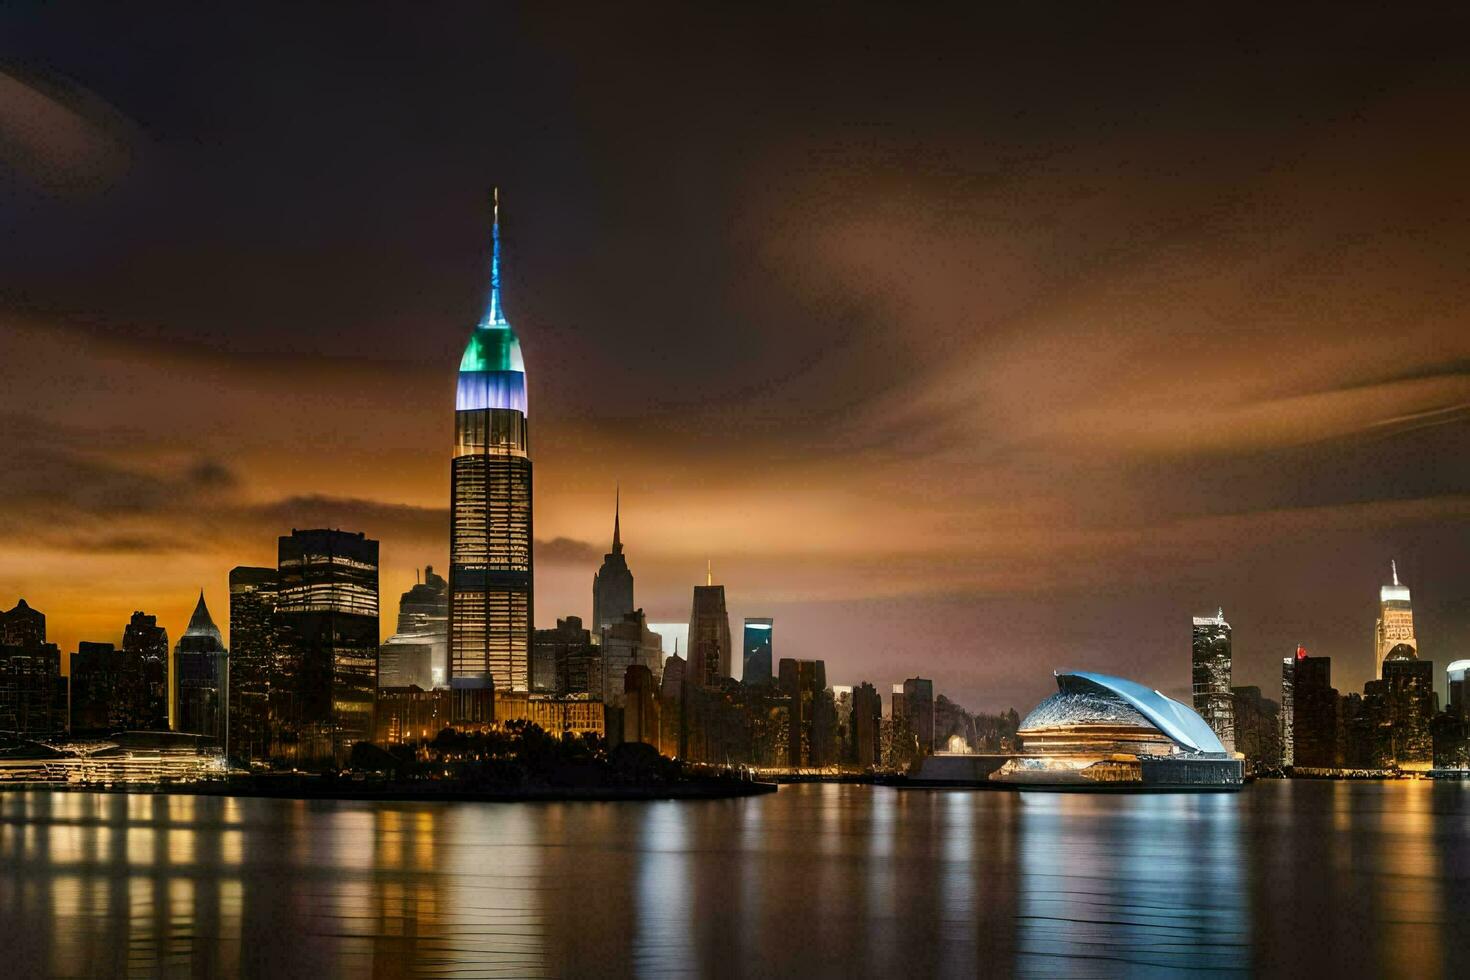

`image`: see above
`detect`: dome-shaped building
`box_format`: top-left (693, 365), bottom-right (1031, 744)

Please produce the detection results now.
top-left (993, 671), bottom-right (1242, 788)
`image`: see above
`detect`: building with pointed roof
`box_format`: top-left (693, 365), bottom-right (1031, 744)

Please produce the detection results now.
top-left (450, 189), bottom-right (534, 701)
top-left (173, 591), bottom-right (228, 746)
top-left (687, 566), bottom-right (732, 689)
top-left (592, 488), bottom-right (635, 637)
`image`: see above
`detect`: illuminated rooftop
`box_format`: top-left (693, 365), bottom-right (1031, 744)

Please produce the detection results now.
top-left (457, 188), bottom-right (528, 415)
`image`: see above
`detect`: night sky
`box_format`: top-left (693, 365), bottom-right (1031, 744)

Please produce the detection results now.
top-left (3, 4), bottom-right (1469, 712)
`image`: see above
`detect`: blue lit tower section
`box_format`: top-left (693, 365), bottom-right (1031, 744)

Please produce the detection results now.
top-left (451, 190), bottom-right (533, 695)
top-left (743, 618), bottom-right (772, 685)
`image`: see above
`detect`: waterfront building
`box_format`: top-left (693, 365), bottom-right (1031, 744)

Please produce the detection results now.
top-left (592, 491), bottom-right (634, 637)
top-left (1291, 655), bottom-right (1337, 769)
top-left (1192, 609), bottom-right (1235, 753)
top-left (1379, 655), bottom-right (1436, 770)
top-left (852, 682), bottom-right (882, 768)
top-left (1375, 560), bottom-right (1417, 679)
top-left (742, 618), bottom-right (773, 686)
top-left (69, 642), bottom-right (121, 735)
top-left (1231, 686), bottom-right (1281, 771)
top-left (173, 592), bottom-right (228, 747)
top-left (451, 190), bottom-right (533, 698)
top-left (228, 567), bottom-right (277, 765)
top-left (0, 598), bottom-right (66, 736)
top-left (778, 658), bottom-right (828, 767)
top-left (1280, 647), bottom-right (1304, 767)
top-left (494, 692), bottom-right (605, 737)
top-left (274, 528), bottom-right (379, 766)
top-left (903, 677), bottom-right (936, 757)
top-left (373, 686), bottom-right (452, 746)
top-left (993, 671), bottom-right (1242, 787)
top-left (121, 611), bottom-right (169, 731)
top-left (623, 664), bottom-right (660, 750)
top-left (687, 566), bottom-right (732, 689)
top-left (601, 609), bottom-right (663, 708)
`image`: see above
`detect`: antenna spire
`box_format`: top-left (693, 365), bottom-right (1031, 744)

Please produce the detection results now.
top-left (612, 484), bottom-right (622, 555)
top-left (1391, 559), bottom-right (1400, 587)
top-left (484, 186), bottom-right (504, 327)
top-left (706, 559), bottom-right (712, 587)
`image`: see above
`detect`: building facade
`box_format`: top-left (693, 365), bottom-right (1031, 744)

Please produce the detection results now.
top-left (742, 618), bottom-right (773, 686)
top-left (173, 593), bottom-right (229, 747)
top-left (852, 682), bottom-right (883, 768)
top-left (451, 191), bottom-right (533, 698)
top-left (1192, 609), bottom-right (1235, 753)
top-left (274, 528), bottom-right (379, 766)
top-left (533, 616), bottom-right (598, 697)
top-left (228, 567), bottom-right (277, 765)
top-left (687, 570), bottom-right (732, 689)
top-left (903, 677), bottom-right (936, 757)
top-left (600, 609), bottom-right (663, 708)
top-left (0, 599), bottom-right (66, 737)
top-left (121, 611), bottom-right (169, 731)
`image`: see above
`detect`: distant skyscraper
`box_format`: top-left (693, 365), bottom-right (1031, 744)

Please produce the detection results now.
top-left (687, 564), bottom-right (732, 689)
top-left (742, 618), bottom-right (773, 685)
top-left (70, 641), bottom-right (122, 735)
top-left (852, 682), bottom-right (883, 768)
top-left (0, 598), bottom-right (45, 648)
top-left (0, 598), bottom-right (66, 736)
top-left (1449, 660), bottom-right (1470, 719)
top-left (174, 592), bottom-right (228, 746)
top-left (1375, 560), bottom-right (1418, 679)
top-left (275, 528), bottom-right (379, 766)
top-left (592, 491), bottom-right (634, 637)
top-left (450, 190), bottom-right (533, 697)
top-left (121, 611), bottom-right (169, 730)
top-left (778, 657), bottom-right (828, 767)
top-left (1292, 655), bottom-right (1337, 769)
top-left (1192, 609), bottom-right (1235, 753)
top-left (381, 566), bottom-right (449, 690)
top-left (229, 567), bottom-right (277, 764)
top-left (1280, 646), bottom-right (1305, 767)
top-left (600, 609), bottom-right (663, 707)
top-left (902, 677), bottom-right (936, 757)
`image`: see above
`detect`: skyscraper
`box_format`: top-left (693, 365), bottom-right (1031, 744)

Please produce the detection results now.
top-left (275, 528), bottom-right (379, 766)
top-left (902, 676), bottom-right (936, 757)
top-left (742, 617), bottom-right (773, 686)
top-left (1280, 645), bottom-right (1305, 767)
top-left (174, 592), bottom-right (229, 746)
top-left (451, 190), bottom-right (533, 697)
top-left (852, 682), bottom-right (882, 768)
top-left (1192, 609), bottom-right (1235, 753)
top-left (687, 565), bottom-right (732, 689)
top-left (229, 567), bottom-right (277, 764)
top-left (1292, 654), bottom-right (1337, 769)
top-left (380, 566), bottom-right (449, 690)
top-left (592, 491), bottom-right (634, 637)
top-left (1375, 560), bottom-right (1417, 679)
top-left (121, 611), bottom-right (169, 730)
top-left (0, 598), bottom-right (66, 736)
top-left (600, 609), bottom-right (663, 707)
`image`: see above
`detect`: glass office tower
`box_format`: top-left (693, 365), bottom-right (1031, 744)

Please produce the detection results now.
top-left (743, 618), bottom-right (773, 685)
top-left (451, 190), bottom-right (533, 696)
top-left (1192, 609), bottom-right (1235, 753)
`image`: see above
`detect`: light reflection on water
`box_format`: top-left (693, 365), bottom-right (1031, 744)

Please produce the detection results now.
top-left (0, 781), bottom-right (1467, 977)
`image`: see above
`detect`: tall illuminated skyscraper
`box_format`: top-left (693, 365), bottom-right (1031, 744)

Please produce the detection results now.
top-left (450, 190), bottom-right (533, 696)
top-left (1192, 609), bottom-right (1234, 753)
top-left (1374, 560), bottom-right (1417, 679)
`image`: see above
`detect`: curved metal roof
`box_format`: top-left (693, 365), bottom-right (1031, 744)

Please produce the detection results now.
top-left (1055, 671), bottom-right (1226, 755)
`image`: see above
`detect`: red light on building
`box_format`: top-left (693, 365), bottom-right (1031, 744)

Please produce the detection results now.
top-left (1296, 645), bottom-right (1307, 661)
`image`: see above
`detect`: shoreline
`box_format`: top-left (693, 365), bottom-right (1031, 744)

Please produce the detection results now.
top-left (0, 778), bottom-right (779, 803)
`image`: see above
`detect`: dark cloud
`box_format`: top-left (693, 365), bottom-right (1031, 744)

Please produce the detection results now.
top-left (537, 537), bottom-right (601, 564)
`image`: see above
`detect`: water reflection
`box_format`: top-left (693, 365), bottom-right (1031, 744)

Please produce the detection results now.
top-left (1, 783), bottom-right (1468, 976)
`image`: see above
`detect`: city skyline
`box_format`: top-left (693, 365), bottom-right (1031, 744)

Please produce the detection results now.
top-left (3, 6), bottom-right (1470, 714)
